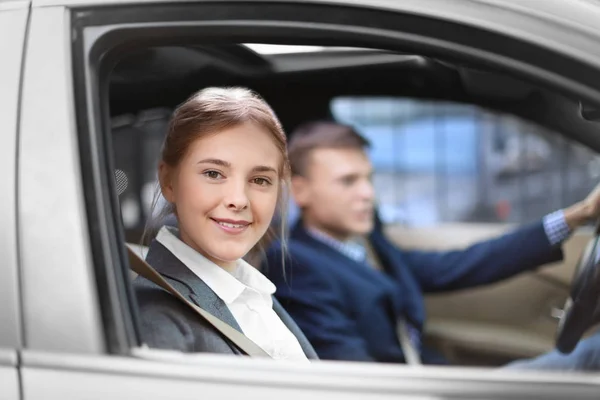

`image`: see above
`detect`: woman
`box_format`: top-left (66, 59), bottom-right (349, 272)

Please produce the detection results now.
top-left (134, 87), bottom-right (317, 361)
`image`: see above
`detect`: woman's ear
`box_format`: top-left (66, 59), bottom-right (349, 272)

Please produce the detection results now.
top-left (158, 162), bottom-right (176, 203)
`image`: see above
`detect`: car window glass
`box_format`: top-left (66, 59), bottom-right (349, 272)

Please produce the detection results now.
top-left (331, 97), bottom-right (599, 226)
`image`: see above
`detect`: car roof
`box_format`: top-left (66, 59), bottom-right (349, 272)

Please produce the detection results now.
top-left (29, 0), bottom-right (600, 71)
top-left (28, 0), bottom-right (600, 31)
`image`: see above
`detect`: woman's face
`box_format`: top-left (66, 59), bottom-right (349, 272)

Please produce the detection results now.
top-left (161, 121), bottom-right (281, 270)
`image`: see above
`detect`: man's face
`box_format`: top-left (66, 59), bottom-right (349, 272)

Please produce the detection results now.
top-left (293, 147), bottom-right (375, 240)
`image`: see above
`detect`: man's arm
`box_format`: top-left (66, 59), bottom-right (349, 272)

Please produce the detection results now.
top-left (398, 221), bottom-right (563, 292)
top-left (396, 183), bottom-right (600, 292)
top-left (264, 244), bottom-right (375, 361)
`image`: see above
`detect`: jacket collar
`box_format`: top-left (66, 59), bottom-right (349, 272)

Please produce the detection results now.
top-left (145, 234), bottom-right (320, 358)
top-left (145, 239), bottom-right (243, 333)
top-left (291, 219), bottom-right (425, 328)
top-left (155, 226), bottom-right (276, 305)
top-left (290, 221), bottom-right (396, 289)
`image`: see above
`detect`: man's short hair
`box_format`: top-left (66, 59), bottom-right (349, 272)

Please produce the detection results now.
top-left (288, 121), bottom-right (370, 176)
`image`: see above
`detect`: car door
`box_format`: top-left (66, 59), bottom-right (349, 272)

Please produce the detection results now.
top-left (0, 1), bottom-right (28, 399)
top-left (16, 0), bottom-right (600, 399)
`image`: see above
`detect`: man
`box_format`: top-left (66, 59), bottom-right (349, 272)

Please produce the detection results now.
top-left (263, 121), bottom-right (600, 368)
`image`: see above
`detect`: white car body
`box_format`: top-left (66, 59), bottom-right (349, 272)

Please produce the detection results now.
top-left (2, 0), bottom-right (600, 399)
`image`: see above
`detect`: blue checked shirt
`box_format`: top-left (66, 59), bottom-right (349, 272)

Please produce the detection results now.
top-left (307, 210), bottom-right (572, 355)
top-left (543, 210), bottom-right (572, 246)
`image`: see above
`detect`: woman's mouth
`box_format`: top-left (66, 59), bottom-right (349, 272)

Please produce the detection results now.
top-left (211, 218), bottom-right (251, 234)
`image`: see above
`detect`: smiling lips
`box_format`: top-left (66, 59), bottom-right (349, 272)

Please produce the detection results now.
top-left (211, 218), bottom-right (251, 234)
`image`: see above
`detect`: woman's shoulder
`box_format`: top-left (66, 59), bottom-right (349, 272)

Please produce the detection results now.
top-left (133, 276), bottom-right (239, 355)
top-left (133, 276), bottom-right (190, 322)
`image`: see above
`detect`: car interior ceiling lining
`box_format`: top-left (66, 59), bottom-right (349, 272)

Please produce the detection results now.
top-left (108, 44), bottom-right (600, 152)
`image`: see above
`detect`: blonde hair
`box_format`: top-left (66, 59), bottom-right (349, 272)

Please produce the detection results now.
top-left (144, 87), bottom-right (290, 265)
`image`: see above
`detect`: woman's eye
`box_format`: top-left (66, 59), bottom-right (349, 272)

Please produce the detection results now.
top-left (253, 177), bottom-right (271, 186)
top-left (203, 170), bottom-right (222, 180)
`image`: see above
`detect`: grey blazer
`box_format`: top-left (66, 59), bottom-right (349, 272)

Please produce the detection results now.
top-left (133, 240), bottom-right (318, 359)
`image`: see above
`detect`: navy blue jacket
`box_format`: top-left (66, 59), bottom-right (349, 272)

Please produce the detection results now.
top-left (263, 220), bottom-right (563, 364)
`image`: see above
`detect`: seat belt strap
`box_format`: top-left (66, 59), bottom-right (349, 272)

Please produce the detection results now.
top-left (363, 241), bottom-right (422, 366)
top-left (126, 244), bottom-right (272, 358)
top-left (397, 318), bottom-right (422, 366)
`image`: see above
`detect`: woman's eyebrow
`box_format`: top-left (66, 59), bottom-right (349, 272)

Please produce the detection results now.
top-left (196, 158), bottom-right (230, 167)
top-left (252, 165), bottom-right (278, 174)
top-left (196, 159), bottom-right (276, 173)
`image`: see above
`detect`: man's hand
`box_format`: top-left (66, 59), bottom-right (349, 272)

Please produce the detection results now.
top-left (564, 183), bottom-right (600, 230)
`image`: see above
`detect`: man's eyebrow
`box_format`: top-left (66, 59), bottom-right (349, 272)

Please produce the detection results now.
top-left (196, 158), bottom-right (231, 167)
top-left (336, 172), bottom-right (360, 181)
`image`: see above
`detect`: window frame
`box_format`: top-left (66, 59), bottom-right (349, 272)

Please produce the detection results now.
top-left (0, 3), bottom-right (29, 352)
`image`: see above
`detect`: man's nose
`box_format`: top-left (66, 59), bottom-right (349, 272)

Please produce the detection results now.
top-left (358, 179), bottom-right (375, 201)
top-left (224, 180), bottom-right (249, 211)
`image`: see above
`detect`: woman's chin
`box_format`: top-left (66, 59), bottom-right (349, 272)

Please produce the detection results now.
top-left (200, 235), bottom-right (260, 265)
top-left (208, 247), bottom-right (251, 266)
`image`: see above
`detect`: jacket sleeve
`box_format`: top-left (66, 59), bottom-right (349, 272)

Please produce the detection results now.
top-left (399, 221), bottom-right (564, 292)
top-left (264, 245), bottom-right (375, 361)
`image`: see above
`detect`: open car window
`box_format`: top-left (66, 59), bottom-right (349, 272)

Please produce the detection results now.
top-left (103, 39), bottom-right (600, 368)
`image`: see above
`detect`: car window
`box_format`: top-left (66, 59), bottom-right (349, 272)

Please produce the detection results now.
top-left (111, 109), bottom-right (171, 240)
top-left (331, 97), bottom-right (599, 226)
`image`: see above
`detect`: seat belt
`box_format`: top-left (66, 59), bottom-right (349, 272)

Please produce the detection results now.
top-left (397, 319), bottom-right (422, 366)
top-left (126, 244), bottom-right (272, 358)
top-left (364, 240), bottom-right (422, 365)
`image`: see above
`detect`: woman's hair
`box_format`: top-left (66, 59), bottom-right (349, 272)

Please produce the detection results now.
top-left (143, 87), bottom-right (290, 265)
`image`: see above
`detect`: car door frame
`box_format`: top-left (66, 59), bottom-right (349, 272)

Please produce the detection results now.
top-left (0, 1), bottom-right (29, 399)
top-left (17, 0), bottom-right (600, 399)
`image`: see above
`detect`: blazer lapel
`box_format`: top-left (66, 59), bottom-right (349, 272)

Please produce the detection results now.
top-left (291, 220), bottom-right (425, 329)
top-left (369, 229), bottom-right (426, 328)
top-left (291, 222), bottom-right (397, 290)
top-left (145, 240), bottom-right (243, 333)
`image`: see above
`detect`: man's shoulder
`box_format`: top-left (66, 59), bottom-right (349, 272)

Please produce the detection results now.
top-left (266, 237), bottom-right (322, 260)
top-left (264, 237), bottom-right (334, 273)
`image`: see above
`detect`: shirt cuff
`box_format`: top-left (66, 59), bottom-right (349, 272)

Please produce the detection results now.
top-left (543, 210), bottom-right (572, 246)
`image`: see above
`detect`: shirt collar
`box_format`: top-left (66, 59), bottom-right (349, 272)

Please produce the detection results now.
top-left (307, 227), bottom-right (367, 263)
top-left (155, 226), bottom-right (275, 304)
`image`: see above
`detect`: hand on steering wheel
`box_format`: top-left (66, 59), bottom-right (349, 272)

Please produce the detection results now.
top-left (556, 219), bottom-right (600, 353)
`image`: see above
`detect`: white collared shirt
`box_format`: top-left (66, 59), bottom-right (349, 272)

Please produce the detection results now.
top-left (156, 226), bottom-right (309, 362)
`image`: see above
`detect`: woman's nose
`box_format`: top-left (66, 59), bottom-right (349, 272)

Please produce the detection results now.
top-left (224, 181), bottom-right (249, 211)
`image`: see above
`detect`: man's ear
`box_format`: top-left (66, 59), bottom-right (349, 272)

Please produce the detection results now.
top-left (291, 175), bottom-right (310, 207)
top-left (158, 162), bottom-right (176, 203)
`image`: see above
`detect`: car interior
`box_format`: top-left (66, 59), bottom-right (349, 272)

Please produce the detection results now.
top-left (107, 42), bottom-right (600, 367)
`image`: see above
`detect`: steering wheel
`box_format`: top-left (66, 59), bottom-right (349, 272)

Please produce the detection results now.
top-left (556, 219), bottom-right (600, 353)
